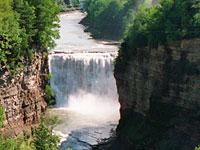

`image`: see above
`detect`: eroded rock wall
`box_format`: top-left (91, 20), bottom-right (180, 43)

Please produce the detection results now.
top-left (0, 52), bottom-right (48, 136)
top-left (114, 39), bottom-right (200, 150)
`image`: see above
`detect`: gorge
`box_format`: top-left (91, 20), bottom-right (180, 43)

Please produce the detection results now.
top-left (1, 0), bottom-right (200, 150)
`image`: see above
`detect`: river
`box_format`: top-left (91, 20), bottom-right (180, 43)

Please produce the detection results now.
top-left (48, 11), bottom-right (120, 150)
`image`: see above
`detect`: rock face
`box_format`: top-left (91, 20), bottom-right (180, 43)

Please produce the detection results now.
top-left (114, 39), bottom-right (200, 150)
top-left (0, 52), bottom-right (48, 136)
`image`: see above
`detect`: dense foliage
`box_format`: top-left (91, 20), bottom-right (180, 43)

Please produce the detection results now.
top-left (82, 0), bottom-right (139, 39)
top-left (115, 0), bottom-right (200, 72)
top-left (0, 0), bottom-right (60, 71)
top-left (33, 123), bottom-right (59, 150)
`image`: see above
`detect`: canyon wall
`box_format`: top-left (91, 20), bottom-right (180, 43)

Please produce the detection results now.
top-left (114, 39), bottom-right (200, 150)
top-left (0, 52), bottom-right (48, 137)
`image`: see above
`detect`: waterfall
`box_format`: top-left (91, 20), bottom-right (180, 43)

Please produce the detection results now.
top-left (47, 11), bottom-right (120, 149)
top-left (49, 52), bottom-right (119, 120)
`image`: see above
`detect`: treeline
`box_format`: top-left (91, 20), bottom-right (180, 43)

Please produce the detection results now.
top-left (82, 0), bottom-right (154, 40)
top-left (82, 0), bottom-right (139, 40)
top-left (0, 0), bottom-right (60, 71)
top-left (115, 0), bottom-right (200, 72)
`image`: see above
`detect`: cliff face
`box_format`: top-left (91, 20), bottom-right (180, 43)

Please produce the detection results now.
top-left (114, 39), bottom-right (200, 150)
top-left (0, 52), bottom-right (48, 136)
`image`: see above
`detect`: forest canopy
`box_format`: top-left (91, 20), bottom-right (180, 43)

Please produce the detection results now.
top-left (0, 0), bottom-right (60, 71)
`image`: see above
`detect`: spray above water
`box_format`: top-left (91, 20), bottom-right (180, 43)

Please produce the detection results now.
top-left (67, 91), bottom-right (119, 121)
top-left (49, 52), bottom-right (120, 122)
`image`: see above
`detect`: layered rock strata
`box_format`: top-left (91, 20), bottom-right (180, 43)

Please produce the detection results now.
top-left (0, 52), bottom-right (48, 136)
top-left (114, 39), bottom-right (200, 150)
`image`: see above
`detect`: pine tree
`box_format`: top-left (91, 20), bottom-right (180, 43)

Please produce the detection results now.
top-left (13, 0), bottom-right (36, 45)
top-left (29, 0), bottom-right (60, 50)
top-left (13, 0), bottom-right (36, 60)
top-left (0, 0), bottom-right (22, 69)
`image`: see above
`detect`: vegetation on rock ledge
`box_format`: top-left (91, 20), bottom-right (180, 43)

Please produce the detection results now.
top-left (45, 74), bottom-right (56, 106)
top-left (115, 0), bottom-right (200, 72)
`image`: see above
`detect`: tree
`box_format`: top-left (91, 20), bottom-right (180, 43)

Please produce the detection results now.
top-left (33, 123), bottom-right (60, 150)
top-left (13, 0), bottom-right (36, 44)
top-left (0, 0), bottom-right (22, 70)
top-left (29, 0), bottom-right (60, 50)
top-left (13, 0), bottom-right (36, 60)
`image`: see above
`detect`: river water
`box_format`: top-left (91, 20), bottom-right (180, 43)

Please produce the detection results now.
top-left (48, 11), bottom-right (120, 150)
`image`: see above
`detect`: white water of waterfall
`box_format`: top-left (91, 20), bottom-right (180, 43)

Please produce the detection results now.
top-left (48, 11), bottom-right (120, 150)
top-left (49, 53), bottom-right (119, 120)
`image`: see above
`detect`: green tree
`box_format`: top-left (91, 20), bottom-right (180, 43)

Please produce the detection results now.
top-left (13, 0), bottom-right (36, 43)
top-left (13, 0), bottom-right (36, 60)
top-left (33, 123), bottom-right (60, 150)
top-left (0, 0), bottom-right (22, 70)
top-left (29, 0), bottom-right (60, 50)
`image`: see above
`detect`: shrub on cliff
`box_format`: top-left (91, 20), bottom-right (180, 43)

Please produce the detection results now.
top-left (45, 85), bottom-right (55, 105)
top-left (0, 107), bottom-right (5, 129)
top-left (45, 74), bottom-right (56, 106)
top-left (115, 0), bottom-right (200, 72)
